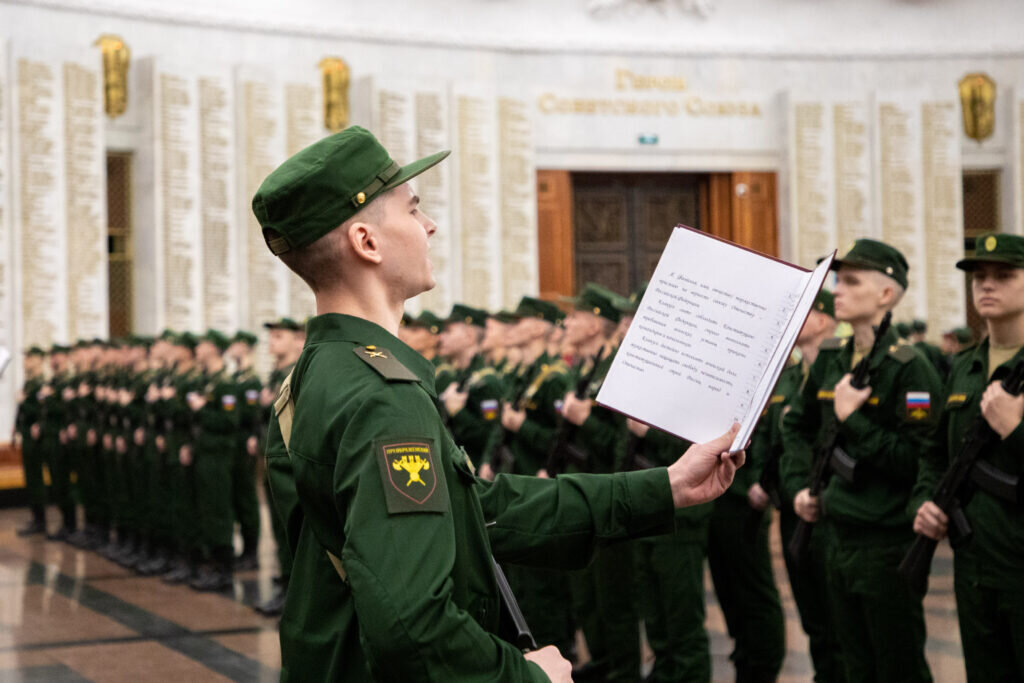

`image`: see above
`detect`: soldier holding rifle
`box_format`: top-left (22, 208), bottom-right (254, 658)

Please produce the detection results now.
top-left (912, 233), bottom-right (1024, 682)
top-left (782, 239), bottom-right (941, 683)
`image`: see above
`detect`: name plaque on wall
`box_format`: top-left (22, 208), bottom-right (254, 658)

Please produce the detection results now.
top-left (198, 71), bottom-right (239, 332)
top-left (154, 64), bottom-right (203, 332)
top-left (787, 97), bottom-right (837, 269)
top-left (497, 95), bottom-right (538, 308)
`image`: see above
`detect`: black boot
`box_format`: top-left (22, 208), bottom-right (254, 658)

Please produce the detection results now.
top-left (235, 536), bottom-right (259, 571)
top-left (190, 548), bottom-right (233, 592)
top-left (84, 525), bottom-right (109, 551)
top-left (113, 533), bottom-right (138, 566)
top-left (124, 537), bottom-right (151, 570)
top-left (98, 530), bottom-right (122, 560)
top-left (138, 545), bottom-right (170, 576)
top-left (16, 506), bottom-right (47, 537)
top-left (162, 554), bottom-right (194, 584)
top-left (255, 580), bottom-right (287, 616)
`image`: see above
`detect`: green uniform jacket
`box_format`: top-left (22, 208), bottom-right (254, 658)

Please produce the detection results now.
top-left (781, 329), bottom-right (943, 531)
top-left (567, 349), bottom-right (625, 474)
top-left (448, 360), bottom-right (504, 466)
top-left (913, 339), bottom-right (1024, 588)
top-left (510, 353), bottom-right (572, 475)
top-left (16, 377), bottom-right (44, 435)
top-left (756, 359), bottom-right (805, 507)
top-left (268, 314), bottom-right (676, 682)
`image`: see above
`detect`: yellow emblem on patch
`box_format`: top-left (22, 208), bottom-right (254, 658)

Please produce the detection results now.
top-left (817, 390), bottom-right (835, 400)
top-left (947, 393), bottom-right (968, 406)
top-left (393, 454), bottom-right (430, 486)
top-left (985, 236), bottom-right (997, 252)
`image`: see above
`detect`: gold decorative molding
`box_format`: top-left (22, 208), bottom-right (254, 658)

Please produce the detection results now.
top-left (958, 72), bottom-right (996, 143)
top-left (318, 57), bottom-right (350, 133)
top-left (94, 34), bottom-right (130, 119)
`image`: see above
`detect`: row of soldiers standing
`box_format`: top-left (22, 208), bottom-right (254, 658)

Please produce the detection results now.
top-left (396, 234), bottom-right (1021, 683)
top-left (12, 320), bottom-right (306, 615)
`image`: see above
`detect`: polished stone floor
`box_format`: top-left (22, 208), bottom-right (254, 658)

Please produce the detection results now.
top-left (0, 504), bottom-right (966, 682)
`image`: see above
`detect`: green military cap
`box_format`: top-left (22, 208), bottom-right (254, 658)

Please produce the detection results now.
top-left (232, 330), bottom-right (259, 347)
top-left (200, 329), bottom-right (231, 351)
top-left (513, 296), bottom-right (562, 324)
top-left (895, 321), bottom-right (912, 339)
top-left (444, 304), bottom-right (487, 328)
top-left (571, 283), bottom-right (623, 324)
top-left (812, 288), bottom-right (835, 318)
top-left (252, 126), bottom-right (451, 256)
top-left (614, 281), bottom-right (649, 314)
top-left (415, 311), bottom-right (444, 334)
top-left (491, 309), bottom-right (521, 324)
top-left (136, 335), bottom-right (154, 348)
top-left (400, 312), bottom-right (415, 328)
top-left (158, 329), bottom-right (177, 343)
top-left (264, 317), bottom-right (303, 332)
top-left (911, 319), bottom-right (927, 334)
top-left (829, 239), bottom-right (909, 289)
top-left (175, 332), bottom-right (198, 350)
top-left (25, 346), bottom-right (46, 357)
top-left (50, 344), bottom-right (71, 354)
top-left (956, 232), bottom-right (1024, 271)
top-left (953, 326), bottom-right (974, 345)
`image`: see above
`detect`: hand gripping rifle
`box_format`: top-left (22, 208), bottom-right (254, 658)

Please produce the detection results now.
top-left (787, 311), bottom-right (892, 565)
top-left (545, 347), bottom-right (609, 476)
top-left (898, 357), bottom-right (1024, 594)
top-left (439, 367), bottom-right (474, 429)
top-left (492, 362), bottom-right (544, 474)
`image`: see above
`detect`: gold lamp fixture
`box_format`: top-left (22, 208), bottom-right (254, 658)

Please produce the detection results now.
top-left (94, 35), bottom-right (130, 119)
top-left (958, 73), bottom-right (996, 143)
top-left (319, 57), bottom-right (350, 133)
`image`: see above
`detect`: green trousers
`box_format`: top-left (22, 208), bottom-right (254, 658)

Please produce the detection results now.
top-left (75, 436), bottom-right (104, 528)
top-left (635, 530), bottom-right (710, 682)
top-left (823, 523), bottom-right (932, 683)
top-left (231, 445), bottom-right (261, 547)
top-left (20, 435), bottom-right (47, 507)
top-left (570, 541), bottom-right (641, 682)
top-left (779, 506), bottom-right (844, 682)
top-left (195, 435), bottom-right (235, 557)
top-left (953, 573), bottom-right (1024, 682)
top-left (708, 493), bottom-right (786, 682)
top-left (42, 431), bottom-right (75, 525)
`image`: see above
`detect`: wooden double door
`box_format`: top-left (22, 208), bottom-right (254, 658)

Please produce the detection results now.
top-left (537, 170), bottom-right (777, 300)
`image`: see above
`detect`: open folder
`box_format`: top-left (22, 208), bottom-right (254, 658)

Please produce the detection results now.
top-left (596, 226), bottom-right (835, 453)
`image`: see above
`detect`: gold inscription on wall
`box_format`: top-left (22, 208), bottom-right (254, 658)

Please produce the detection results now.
top-left (537, 93), bottom-right (761, 117)
top-left (615, 69), bottom-right (687, 92)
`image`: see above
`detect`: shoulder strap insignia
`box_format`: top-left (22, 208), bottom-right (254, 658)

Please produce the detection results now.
top-left (819, 337), bottom-right (847, 351)
top-left (353, 346), bottom-right (420, 382)
top-left (888, 343), bottom-right (917, 364)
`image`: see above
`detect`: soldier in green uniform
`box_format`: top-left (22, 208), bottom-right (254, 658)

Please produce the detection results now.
top-left (557, 283), bottom-right (643, 682)
top-left (254, 317), bottom-right (304, 615)
top-left (767, 290), bottom-right (844, 682)
top-left (184, 330), bottom-right (240, 591)
top-left (437, 305), bottom-right (504, 468)
top-left (913, 232), bottom-right (1024, 682)
top-left (782, 239), bottom-right (941, 683)
top-left (67, 340), bottom-right (105, 549)
top-left (398, 310), bottom-right (441, 362)
top-left (251, 126), bottom-right (746, 681)
top-left (908, 320), bottom-right (949, 379)
top-left (14, 347), bottom-right (48, 536)
top-left (227, 330), bottom-right (263, 570)
top-left (136, 333), bottom-right (176, 574)
top-left (42, 344), bottom-right (76, 540)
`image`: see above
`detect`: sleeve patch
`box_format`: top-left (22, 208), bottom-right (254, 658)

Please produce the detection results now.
top-left (480, 399), bottom-right (499, 420)
top-left (906, 392), bottom-right (931, 420)
top-left (222, 394), bottom-right (237, 411)
top-left (375, 438), bottom-right (449, 514)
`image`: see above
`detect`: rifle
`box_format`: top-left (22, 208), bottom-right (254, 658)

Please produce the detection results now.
top-left (492, 557), bottom-right (537, 652)
top-left (545, 347), bottom-right (609, 476)
top-left (491, 362), bottom-right (544, 474)
top-left (899, 358), bottom-right (1024, 593)
top-left (439, 364), bottom-right (475, 428)
top-left (787, 312), bottom-right (892, 565)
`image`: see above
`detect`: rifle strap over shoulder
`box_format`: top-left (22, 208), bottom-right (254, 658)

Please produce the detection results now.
top-left (271, 368), bottom-right (348, 583)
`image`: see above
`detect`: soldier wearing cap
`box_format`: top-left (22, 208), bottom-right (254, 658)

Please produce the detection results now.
top-left (766, 289), bottom-right (845, 682)
top-left (179, 330), bottom-right (241, 591)
top-left (908, 319), bottom-right (949, 379)
top-left (250, 126), bottom-right (744, 682)
top-left (398, 311), bottom-right (442, 361)
top-left (557, 283), bottom-right (646, 682)
top-left (913, 232), bottom-right (1024, 682)
top-left (227, 330), bottom-right (263, 571)
top-left (14, 347), bottom-right (49, 536)
top-left (39, 344), bottom-right (77, 540)
top-left (252, 318), bottom-right (306, 616)
top-left (437, 305), bottom-right (504, 469)
top-left (782, 239), bottom-right (940, 682)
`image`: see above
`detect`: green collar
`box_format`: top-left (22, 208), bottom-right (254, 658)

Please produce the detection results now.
top-left (965, 337), bottom-right (1024, 377)
top-left (305, 313), bottom-right (437, 396)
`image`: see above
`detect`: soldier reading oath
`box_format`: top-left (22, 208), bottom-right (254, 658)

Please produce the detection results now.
top-left (252, 126), bottom-right (744, 682)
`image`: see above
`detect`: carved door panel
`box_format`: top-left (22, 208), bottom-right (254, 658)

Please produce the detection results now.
top-left (572, 173), bottom-right (705, 295)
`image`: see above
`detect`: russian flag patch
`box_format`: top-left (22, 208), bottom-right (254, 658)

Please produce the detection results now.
top-left (222, 394), bottom-right (237, 411)
top-left (906, 392), bottom-right (930, 421)
top-left (481, 399), bottom-right (499, 421)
